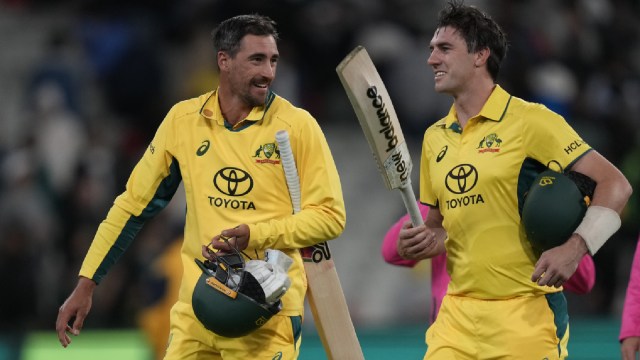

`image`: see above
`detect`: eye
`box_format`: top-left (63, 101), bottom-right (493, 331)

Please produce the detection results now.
top-left (249, 55), bottom-right (266, 64)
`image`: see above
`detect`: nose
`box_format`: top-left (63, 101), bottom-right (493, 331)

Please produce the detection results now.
top-left (427, 50), bottom-right (438, 67)
top-left (262, 62), bottom-right (276, 79)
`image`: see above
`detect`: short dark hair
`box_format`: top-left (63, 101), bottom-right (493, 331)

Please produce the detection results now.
top-left (212, 14), bottom-right (279, 58)
top-left (437, 1), bottom-right (507, 81)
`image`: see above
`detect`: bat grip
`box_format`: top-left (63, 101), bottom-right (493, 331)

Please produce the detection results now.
top-left (399, 182), bottom-right (423, 227)
top-left (275, 130), bottom-right (301, 214)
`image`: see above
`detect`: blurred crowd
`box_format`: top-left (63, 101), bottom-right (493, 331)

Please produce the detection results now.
top-left (0, 0), bottom-right (639, 337)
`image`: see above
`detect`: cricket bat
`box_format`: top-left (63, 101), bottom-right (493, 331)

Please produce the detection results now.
top-left (275, 130), bottom-right (364, 360)
top-left (336, 45), bottom-right (423, 227)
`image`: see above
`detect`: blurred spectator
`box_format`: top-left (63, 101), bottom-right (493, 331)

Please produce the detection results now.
top-left (76, 2), bottom-right (167, 153)
top-left (0, 148), bottom-right (60, 329)
top-left (0, 222), bottom-right (38, 330)
top-left (31, 81), bottom-right (87, 200)
top-left (620, 234), bottom-right (640, 360)
top-left (26, 28), bottom-right (83, 116)
top-left (526, 61), bottom-right (577, 119)
top-left (138, 237), bottom-right (182, 360)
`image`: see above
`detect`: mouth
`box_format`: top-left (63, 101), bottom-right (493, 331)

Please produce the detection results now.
top-left (434, 71), bottom-right (446, 79)
top-left (252, 78), bottom-right (270, 90)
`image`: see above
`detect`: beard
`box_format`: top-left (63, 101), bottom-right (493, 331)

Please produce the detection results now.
top-left (241, 90), bottom-right (266, 108)
top-left (239, 77), bottom-right (269, 108)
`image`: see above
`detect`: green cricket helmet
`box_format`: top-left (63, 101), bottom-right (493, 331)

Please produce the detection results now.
top-left (522, 169), bottom-right (596, 252)
top-left (192, 253), bottom-right (281, 338)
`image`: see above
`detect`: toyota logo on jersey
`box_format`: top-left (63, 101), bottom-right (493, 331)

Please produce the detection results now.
top-left (445, 164), bottom-right (478, 194)
top-left (213, 167), bottom-right (254, 196)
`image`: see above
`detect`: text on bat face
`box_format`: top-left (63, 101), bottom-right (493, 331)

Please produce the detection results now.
top-left (392, 151), bottom-right (409, 183)
top-left (366, 86), bottom-right (398, 153)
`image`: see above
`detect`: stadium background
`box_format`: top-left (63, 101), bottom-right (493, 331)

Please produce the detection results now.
top-left (0, 0), bottom-right (638, 358)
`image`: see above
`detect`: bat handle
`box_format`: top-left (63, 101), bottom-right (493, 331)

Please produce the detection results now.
top-left (399, 182), bottom-right (423, 227)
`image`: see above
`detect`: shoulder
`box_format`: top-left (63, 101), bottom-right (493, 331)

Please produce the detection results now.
top-left (420, 118), bottom-right (449, 157)
top-left (508, 96), bottom-right (561, 121)
top-left (270, 94), bottom-right (314, 118)
top-left (424, 117), bottom-right (448, 138)
top-left (269, 93), bottom-right (316, 128)
top-left (167, 92), bottom-right (214, 122)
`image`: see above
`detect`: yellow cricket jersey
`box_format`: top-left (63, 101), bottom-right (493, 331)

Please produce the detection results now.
top-left (420, 85), bottom-right (591, 299)
top-left (80, 89), bottom-right (346, 317)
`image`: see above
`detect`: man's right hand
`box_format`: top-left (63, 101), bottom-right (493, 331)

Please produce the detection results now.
top-left (397, 221), bottom-right (443, 260)
top-left (56, 276), bottom-right (96, 347)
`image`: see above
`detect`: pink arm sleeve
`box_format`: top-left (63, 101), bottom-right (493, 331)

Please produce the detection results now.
top-left (620, 236), bottom-right (640, 341)
top-left (562, 254), bottom-right (596, 294)
top-left (380, 203), bottom-right (430, 267)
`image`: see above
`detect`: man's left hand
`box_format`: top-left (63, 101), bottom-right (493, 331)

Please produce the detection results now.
top-left (206, 224), bottom-right (251, 254)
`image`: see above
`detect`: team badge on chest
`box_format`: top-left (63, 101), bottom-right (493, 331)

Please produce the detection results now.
top-left (477, 133), bottom-right (503, 153)
top-left (253, 142), bottom-right (281, 165)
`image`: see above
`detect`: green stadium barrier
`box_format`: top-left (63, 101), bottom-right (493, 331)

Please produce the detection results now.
top-left (1, 317), bottom-right (621, 360)
top-left (20, 330), bottom-right (153, 360)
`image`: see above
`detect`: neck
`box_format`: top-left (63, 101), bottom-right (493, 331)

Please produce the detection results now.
top-left (453, 80), bottom-right (496, 128)
top-left (217, 88), bottom-right (252, 126)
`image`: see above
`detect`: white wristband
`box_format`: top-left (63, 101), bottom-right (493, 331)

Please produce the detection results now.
top-left (574, 205), bottom-right (621, 255)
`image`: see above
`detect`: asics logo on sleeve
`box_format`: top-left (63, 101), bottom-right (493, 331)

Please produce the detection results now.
top-left (436, 145), bottom-right (448, 162)
top-left (196, 140), bottom-right (211, 156)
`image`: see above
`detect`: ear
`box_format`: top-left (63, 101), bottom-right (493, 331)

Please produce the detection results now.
top-left (217, 51), bottom-right (230, 71)
top-left (474, 47), bottom-right (490, 68)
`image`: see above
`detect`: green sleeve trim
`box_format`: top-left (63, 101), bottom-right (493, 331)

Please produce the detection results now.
top-left (92, 160), bottom-right (182, 284)
top-left (566, 148), bottom-right (593, 170)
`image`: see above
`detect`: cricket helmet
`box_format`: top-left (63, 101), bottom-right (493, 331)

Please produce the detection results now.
top-left (192, 252), bottom-right (281, 338)
top-left (522, 169), bottom-right (596, 252)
